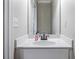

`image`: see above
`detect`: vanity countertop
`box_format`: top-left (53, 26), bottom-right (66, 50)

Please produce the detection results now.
top-left (15, 35), bottom-right (73, 49)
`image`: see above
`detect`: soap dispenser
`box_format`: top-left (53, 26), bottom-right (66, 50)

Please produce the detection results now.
top-left (35, 32), bottom-right (39, 41)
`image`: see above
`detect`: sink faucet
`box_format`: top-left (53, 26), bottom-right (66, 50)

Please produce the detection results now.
top-left (41, 34), bottom-right (48, 40)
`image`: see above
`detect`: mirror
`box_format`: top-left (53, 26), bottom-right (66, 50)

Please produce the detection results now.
top-left (37, 2), bottom-right (52, 34)
top-left (28, 0), bottom-right (60, 35)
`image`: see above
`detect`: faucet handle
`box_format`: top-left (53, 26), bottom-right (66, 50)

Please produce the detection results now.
top-left (46, 34), bottom-right (49, 37)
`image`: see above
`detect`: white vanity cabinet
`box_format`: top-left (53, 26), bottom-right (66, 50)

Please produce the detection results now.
top-left (15, 48), bottom-right (72, 59)
top-left (15, 35), bottom-right (73, 59)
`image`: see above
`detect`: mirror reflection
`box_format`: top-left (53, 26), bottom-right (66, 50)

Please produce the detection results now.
top-left (28, 0), bottom-right (60, 35)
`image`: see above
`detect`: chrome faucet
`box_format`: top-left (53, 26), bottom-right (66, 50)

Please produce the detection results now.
top-left (41, 34), bottom-right (47, 40)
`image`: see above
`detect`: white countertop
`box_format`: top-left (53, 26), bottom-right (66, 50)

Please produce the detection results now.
top-left (15, 35), bottom-right (72, 48)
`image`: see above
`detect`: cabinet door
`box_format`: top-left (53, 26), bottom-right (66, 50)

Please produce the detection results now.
top-left (15, 49), bottom-right (24, 59)
top-left (22, 49), bottom-right (68, 59)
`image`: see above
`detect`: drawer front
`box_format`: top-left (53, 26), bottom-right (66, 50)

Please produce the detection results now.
top-left (16, 49), bottom-right (69, 59)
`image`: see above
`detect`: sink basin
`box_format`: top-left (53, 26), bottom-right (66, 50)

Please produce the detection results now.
top-left (33, 40), bottom-right (56, 46)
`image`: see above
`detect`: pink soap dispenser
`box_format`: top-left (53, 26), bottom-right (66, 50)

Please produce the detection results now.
top-left (35, 32), bottom-right (39, 41)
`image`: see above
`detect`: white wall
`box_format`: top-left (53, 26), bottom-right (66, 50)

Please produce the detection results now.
top-left (9, 0), bottom-right (28, 59)
top-left (13, 0), bottom-right (27, 38)
top-left (61, 0), bottom-right (75, 39)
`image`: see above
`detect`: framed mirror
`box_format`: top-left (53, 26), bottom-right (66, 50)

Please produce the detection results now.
top-left (28, 0), bottom-right (61, 36)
